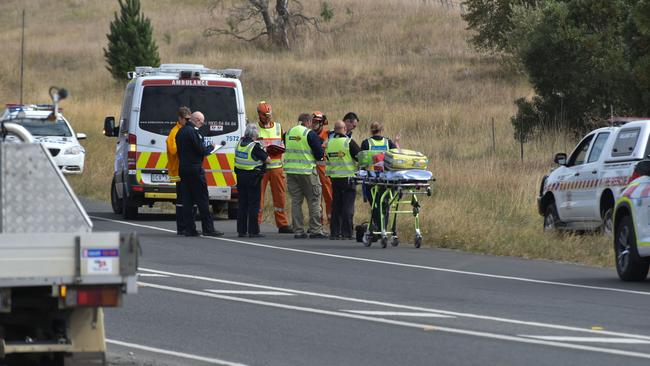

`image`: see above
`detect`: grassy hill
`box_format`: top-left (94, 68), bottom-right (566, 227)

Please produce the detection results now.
top-left (0, 0), bottom-right (611, 266)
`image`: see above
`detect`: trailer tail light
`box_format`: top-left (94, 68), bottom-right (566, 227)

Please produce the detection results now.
top-left (62, 286), bottom-right (121, 307)
top-left (127, 133), bottom-right (137, 170)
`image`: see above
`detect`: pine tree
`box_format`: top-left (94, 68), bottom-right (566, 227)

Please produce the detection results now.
top-left (104, 0), bottom-right (160, 81)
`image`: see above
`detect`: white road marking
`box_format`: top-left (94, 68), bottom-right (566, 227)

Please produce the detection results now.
top-left (137, 273), bottom-right (170, 278)
top-left (139, 267), bottom-right (650, 341)
top-left (520, 336), bottom-right (650, 344)
top-left (343, 310), bottom-right (454, 318)
top-left (90, 215), bottom-right (650, 297)
top-left (106, 339), bottom-right (247, 366)
top-left (205, 290), bottom-right (293, 296)
top-left (138, 281), bottom-right (650, 360)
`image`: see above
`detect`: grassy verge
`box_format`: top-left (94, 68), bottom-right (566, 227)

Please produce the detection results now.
top-left (0, 0), bottom-right (612, 267)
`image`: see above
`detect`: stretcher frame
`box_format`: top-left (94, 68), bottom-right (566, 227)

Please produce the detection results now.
top-left (351, 172), bottom-right (434, 248)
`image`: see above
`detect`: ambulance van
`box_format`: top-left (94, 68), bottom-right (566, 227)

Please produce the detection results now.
top-left (104, 64), bottom-right (245, 219)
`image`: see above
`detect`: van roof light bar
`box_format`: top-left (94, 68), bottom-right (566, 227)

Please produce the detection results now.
top-left (129, 65), bottom-right (243, 79)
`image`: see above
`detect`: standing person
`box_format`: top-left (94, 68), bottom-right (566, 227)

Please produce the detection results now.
top-left (176, 111), bottom-right (223, 237)
top-left (284, 113), bottom-right (327, 239)
top-left (166, 106), bottom-right (191, 235)
top-left (255, 101), bottom-right (293, 234)
top-left (360, 121), bottom-right (400, 234)
top-left (326, 120), bottom-right (360, 240)
top-left (311, 111), bottom-right (332, 224)
top-left (234, 124), bottom-right (270, 238)
top-left (343, 112), bottom-right (359, 138)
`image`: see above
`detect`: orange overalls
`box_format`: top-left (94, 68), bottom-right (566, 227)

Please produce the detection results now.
top-left (316, 128), bottom-right (333, 223)
top-left (257, 121), bottom-right (290, 228)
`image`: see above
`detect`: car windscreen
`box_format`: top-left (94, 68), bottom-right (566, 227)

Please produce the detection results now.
top-left (4, 117), bottom-right (72, 137)
top-left (138, 86), bottom-right (239, 137)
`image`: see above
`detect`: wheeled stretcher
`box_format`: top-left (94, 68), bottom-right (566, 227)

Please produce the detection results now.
top-left (351, 169), bottom-right (434, 248)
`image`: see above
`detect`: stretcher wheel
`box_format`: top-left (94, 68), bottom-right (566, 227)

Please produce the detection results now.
top-left (391, 237), bottom-right (399, 247)
top-left (414, 236), bottom-right (422, 248)
top-left (362, 232), bottom-right (372, 247)
top-left (381, 237), bottom-right (388, 248)
top-left (427, 187), bottom-right (432, 196)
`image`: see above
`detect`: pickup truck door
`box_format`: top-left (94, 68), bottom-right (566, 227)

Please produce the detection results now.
top-left (557, 133), bottom-right (595, 221)
top-left (573, 132), bottom-right (611, 220)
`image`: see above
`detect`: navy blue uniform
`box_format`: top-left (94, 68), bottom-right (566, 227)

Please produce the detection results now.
top-left (234, 137), bottom-right (268, 236)
top-left (175, 121), bottom-right (218, 236)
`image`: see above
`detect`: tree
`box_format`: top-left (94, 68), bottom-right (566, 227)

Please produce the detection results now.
top-left (104, 0), bottom-right (160, 81)
top-left (204, 0), bottom-right (349, 50)
top-left (461, 0), bottom-right (540, 53)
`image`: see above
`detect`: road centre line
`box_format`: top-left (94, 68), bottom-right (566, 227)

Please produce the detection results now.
top-left (139, 267), bottom-right (650, 341)
top-left (106, 339), bottom-right (247, 366)
top-left (138, 281), bottom-right (650, 360)
top-left (343, 310), bottom-right (454, 317)
top-left (518, 336), bottom-right (650, 344)
top-left (91, 215), bottom-right (650, 297)
top-left (205, 290), bottom-right (293, 296)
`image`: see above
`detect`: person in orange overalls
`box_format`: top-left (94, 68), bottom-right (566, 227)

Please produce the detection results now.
top-left (256, 101), bottom-right (293, 233)
top-left (311, 111), bottom-right (333, 224)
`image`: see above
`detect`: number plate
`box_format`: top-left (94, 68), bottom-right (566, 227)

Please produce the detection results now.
top-left (209, 186), bottom-right (231, 200)
top-left (151, 173), bottom-right (170, 183)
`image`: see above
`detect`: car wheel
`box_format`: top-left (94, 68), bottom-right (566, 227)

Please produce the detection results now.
top-left (543, 203), bottom-right (560, 232)
top-left (601, 208), bottom-right (614, 235)
top-left (110, 178), bottom-right (123, 214)
top-left (614, 215), bottom-right (649, 281)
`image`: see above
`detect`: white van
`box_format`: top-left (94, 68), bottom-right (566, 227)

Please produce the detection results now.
top-left (104, 64), bottom-right (246, 219)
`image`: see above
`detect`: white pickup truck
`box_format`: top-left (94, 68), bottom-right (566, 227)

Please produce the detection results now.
top-left (0, 123), bottom-right (138, 365)
top-left (538, 119), bottom-right (650, 233)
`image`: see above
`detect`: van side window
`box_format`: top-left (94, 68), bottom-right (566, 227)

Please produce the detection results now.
top-left (567, 134), bottom-right (594, 167)
top-left (119, 83), bottom-right (135, 135)
top-left (587, 132), bottom-right (610, 163)
top-left (612, 128), bottom-right (640, 157)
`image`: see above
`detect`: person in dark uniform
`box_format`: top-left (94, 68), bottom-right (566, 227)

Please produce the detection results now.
top-left (234, 124), bottom-right (270, 238)
top-left (175, 111), bottom-right (223, 237)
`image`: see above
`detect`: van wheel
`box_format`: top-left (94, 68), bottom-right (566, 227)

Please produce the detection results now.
top-left (122, 186), bottom-right (138, 220)
top-left (615, 215), bottom-right (649, 281)
top-left (601, 208), bottom-right (614, 235)
top-left (110, 178), bottom-right (123, 214)
top-left (543, 203), bottom-right (560, 232)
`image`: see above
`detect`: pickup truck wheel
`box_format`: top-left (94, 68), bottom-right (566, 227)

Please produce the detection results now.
top-left (543, 203), bottom-right (560, 232)
top-left (615, 215), bottom-right (649, 281)
top-left (601, 208), bottom-right (614, 235)
top-left (110, 178), bottom-right (123, 214)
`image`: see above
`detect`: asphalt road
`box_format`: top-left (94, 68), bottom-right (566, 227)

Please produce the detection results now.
top-left (82, 199), bottom-right (650, 366)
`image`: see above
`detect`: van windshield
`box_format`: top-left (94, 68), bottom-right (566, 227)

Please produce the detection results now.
top-left (139, 86), bottom-right (239, 136)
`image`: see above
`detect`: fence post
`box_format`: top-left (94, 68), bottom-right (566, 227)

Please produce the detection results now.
top-left (491, 117), bottom-right (496, 154)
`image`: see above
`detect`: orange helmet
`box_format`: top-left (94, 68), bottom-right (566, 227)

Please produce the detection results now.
top-left (257, 101), bottom-right (272, 117)
top-left (312, 111), bottom-right (327, 125)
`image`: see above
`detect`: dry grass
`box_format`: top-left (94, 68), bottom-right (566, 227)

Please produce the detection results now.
top-left (0, 0), bottom-right (611, 266)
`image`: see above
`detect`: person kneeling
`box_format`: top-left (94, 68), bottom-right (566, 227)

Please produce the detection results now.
top-left (235, 124), bottom-right (271, 238)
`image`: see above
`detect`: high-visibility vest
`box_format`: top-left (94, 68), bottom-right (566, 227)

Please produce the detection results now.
top-left (258, 122), bottom-right (283, 169)
top-left (284, 125), bottom-right (315, 175)
top-left (325, 137), bottom-right (356, 178)
top-left (234, 141), bottom-right (263, 171)
top-left (367, 137), bottom-right (389, 151)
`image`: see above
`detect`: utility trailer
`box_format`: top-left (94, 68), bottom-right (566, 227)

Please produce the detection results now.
top-left (0, 122), bottom-right (138, 366)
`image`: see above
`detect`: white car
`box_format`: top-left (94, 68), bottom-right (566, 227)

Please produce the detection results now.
top-left (613, 160), bottom-right (650, 281)
top-left (538, 119), bottom-right (650, 233)
top-left (2, 104), bottom-right (86, 174)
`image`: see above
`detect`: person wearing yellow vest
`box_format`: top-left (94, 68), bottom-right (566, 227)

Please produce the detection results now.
top-left (311, 111), bottom-right (333, 224)
top-left (234, 124), bottom-right (271, 238)
top-left (256, 101), bottom-right (293, 234)
top-left (284, 113), bottom-right (327, 239)
top-left (326, 120), bottom-right (360, 240)
top-left (166, 106), bottom-right (191, 235)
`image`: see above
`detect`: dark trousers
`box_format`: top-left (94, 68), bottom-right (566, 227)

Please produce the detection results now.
top-left (179, 166), bottom-right (215, 234)
top-left (175, 181), bottom-right (184, 233)
top-left (330, 178), bottom-right (356, 238)
top-left (370, 186), bottom-right (389, 231)
top-left (237, 172), bottom-right (262, 235)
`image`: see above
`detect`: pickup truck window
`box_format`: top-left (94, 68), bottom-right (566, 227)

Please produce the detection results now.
top-left (587, 132), bottom-right (610, 163)
top-left (612, 128), bottom-right (640, 157)
top-left (567, 134), bottom-right (594, 167)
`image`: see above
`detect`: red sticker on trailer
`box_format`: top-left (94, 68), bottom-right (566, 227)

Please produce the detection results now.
top-left (142, 80), bottom-right (236, 87)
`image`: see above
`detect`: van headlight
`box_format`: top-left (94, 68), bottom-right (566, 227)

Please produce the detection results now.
top-left (64, 145), bottom-right (85, 155)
